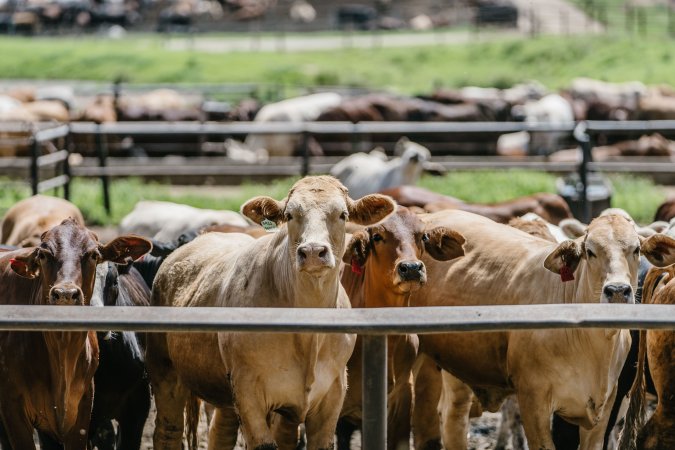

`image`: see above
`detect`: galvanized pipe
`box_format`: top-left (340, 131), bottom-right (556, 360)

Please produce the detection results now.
top-left (362, 334), bottom-right (387, 450)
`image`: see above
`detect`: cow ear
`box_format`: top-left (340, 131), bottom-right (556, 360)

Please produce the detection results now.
top-left (424, 227), bottom-right (465, 261)
top-left (641, 234), bottom-right (675, 267)
top-left (544, 238), bottom-right (584, 280)
top-left (559, 218), bottom-right (587, 239)
top-left (347, 194), bottom-right (396, 225)
top-left (9, 248), bottom-right (40, 279)
top-left (342, 230), bottom-right (370, 269)
top-left (241, 196), bottom-right (286, 226)
top-left (100, 235), bottom-right (152, 264)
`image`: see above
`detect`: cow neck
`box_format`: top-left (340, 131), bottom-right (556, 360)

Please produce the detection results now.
top-left (42, 330), bottom-right (96, 433)
top-left (265, 227), bottom-right (341, 308)
top-left (363, 264), bottom-right (409, 308)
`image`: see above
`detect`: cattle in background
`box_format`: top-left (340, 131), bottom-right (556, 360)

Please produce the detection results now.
top-left (0, 219), bottom-right (150, 449)
top-left (1, 195), bottom-right (85, 247)
top-left (146, 176), bottom-right (395, 449)
top-left (410, 211), bottom-right (675, 449)
top-left (654, 198), bottom-right (675, 223)
top-left (86, 261), bottom-right (152, 450)
top-left (239, 92), bottom-right (342, 158)
top-left (620, 265), bottom-right (675, 450)
top-left (550, 133), bottom-right (675, 162)
top-left (331, 138), bottom-right (430, 199)
top-left (567, 77), bottom-right (646, 121)
top-left (336, 4), bottom-right (377, 30)
top-left (338, 207), bottom-right (465, 450)
top-left (118, 200), bottom-right (249, 242)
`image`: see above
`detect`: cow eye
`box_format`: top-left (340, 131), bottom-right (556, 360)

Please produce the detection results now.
top-left (422, 233), bottom-right (429, 242)
top-left (339, 211), bottom-right (347, 221)
top-left (372, 233), bottom-right (383, 242)
top-left (633, 247), bottom-right (640, 257)
top-left (285, 212), bottom-right (293, 221)
top-left (38, 251), bottom-right (47, 260)
top-left (90, 252), bottom-right (99, 261)
top-left (587, 249), bottom-right (596, 258)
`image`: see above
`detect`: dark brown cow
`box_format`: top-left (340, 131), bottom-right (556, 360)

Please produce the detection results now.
top-left (0, 219), bottom-right (150, 449)
top-left (654, 199), bottom-right (675, 222)
top-left (339, 207), bottom-right (465, 450)
top-left (620, 265), bottom-right (675, 450)
top-left (380, 185), bottom-right (573, 225)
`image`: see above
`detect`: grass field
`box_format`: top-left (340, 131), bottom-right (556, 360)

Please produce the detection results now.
top-left (0, 33), bottom-right (673, 94)
top-left (0, 172), bottom-right (665, 227)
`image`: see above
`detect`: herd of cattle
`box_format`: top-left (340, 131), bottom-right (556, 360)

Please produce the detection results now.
top-left (1, 168), bottom-right (675, 450)
top-left (4, 77), bottom-right (675, 160)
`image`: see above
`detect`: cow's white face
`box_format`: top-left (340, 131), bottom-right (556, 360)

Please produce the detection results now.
top-left (545, 214), bottom-right (675, 303)
top-left (241, 176), bottom-right (396, 277)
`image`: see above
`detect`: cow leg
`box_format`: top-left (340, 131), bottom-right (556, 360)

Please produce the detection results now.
top-left (412, 354), bottom-right (442, 450)
top-left (387, 334), bottom-right (417, 450)
top-left (118, 381), bottom-right (151, 450)
top-left (1, 411), bottom-right (35, 450)
top-left (207, 406), bottom-right (239, 450)
top-left (146, 334), bottom-right (189, 450)
top-left (578, 385), bottom-right (619, 450)
top-left (232, 379), bottom-right (276, 449)
top-left (335, 419), bottom-right (358, 450)
top-left (516, 390), bottom-right (555, 450)
top-left (271, 414), bottom-right (301, 450)
top-left (495, 396), bottom-right (525, 450)
top-left (304, 375), bottom-right (346, 450)
top-left (63, 383), bottom-right (94, 450)
top-left (438, 370), bottom-right (473, 450)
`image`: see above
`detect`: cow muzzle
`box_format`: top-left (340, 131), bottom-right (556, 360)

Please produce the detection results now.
top-left (49, 284), bottom-right (84, 305)
top-left (296, 242), bottom-right (335, 274)
top-left (395, 260), bottom-right (426, 291)
top-left (602, 283), bottom-right (633, 304)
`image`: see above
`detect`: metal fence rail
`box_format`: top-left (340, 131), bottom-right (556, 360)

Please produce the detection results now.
top-left (1, 303), bottom-right (674, 449)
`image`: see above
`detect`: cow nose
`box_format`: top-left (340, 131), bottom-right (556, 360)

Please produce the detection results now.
top-left (50, 286), bottom-right (82, 305)
top-left (603, 283), bottom-right (633, 303)
top-left (297, 243), bottom-right (332, 271)
top-left (397, 261), bottom-right (424, 281)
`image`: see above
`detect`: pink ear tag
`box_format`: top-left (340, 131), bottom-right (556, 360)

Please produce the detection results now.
top-left (9, 258), bottom-right (25, 269)
top-left (351, 256), bottom-right (364, 275)
top-left (560, 265), bottom-right (574, 282)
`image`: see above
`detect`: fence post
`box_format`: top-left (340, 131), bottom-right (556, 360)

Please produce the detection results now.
top-left (95, 125), bottom-right (111, 215)
top-left (301, 131), bottom-right (310, 177)
top-left (362, 334), bottom-right (387, 450)
top-left (30, 136), bottom-right (39, 195)
top-left (574, 122), bottom-right (592, 223)
top-left (63, 125), bottom-right (71, 200)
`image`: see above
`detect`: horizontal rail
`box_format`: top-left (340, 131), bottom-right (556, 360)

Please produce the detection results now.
top-left (34, 125), bottom-right (70, 143)
top-left (0, 304), bottom-right (674, 333)
top-left (36, 175), bottom-right (69, 193)
top-left (36, 150), bottom-right (69, 168)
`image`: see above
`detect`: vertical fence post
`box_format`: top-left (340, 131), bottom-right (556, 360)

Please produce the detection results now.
top-left (301, 131), bottom-right (310, 177)
top-left (362, 334), bottom-right (387, 450)
top-left (63, 127), bottom-right (71, 201)
top-left (574, 122), bottom-right (592, 223)
top-left (30, 137), bottom-right (39, 195)
top-left (95, 125), bottom-right (111, 215)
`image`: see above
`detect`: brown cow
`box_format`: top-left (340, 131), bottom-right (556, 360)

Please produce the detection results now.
top-left (620, 265), bottom-right (675, 450)
top-left (147, 176), bottom-right (395, 450)
top-left (338, 207), bottom-right (465, 450)
top-left (411, 211), bottom-right (675, 449)
top-left (654, 198), bottom-right (675, 223)
top-left (1, 195), bottom-right (85, 247)
top-left (380, 185), bottom-right (573, 225)
top-left (0, 218), bottom-right (150, 449)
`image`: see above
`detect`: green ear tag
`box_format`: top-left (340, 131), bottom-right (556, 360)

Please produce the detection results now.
top-left (261, 219), bottom-right (278, 233)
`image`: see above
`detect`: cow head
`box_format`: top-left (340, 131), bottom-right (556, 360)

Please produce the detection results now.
top-left (544, 214), bottom-right (675, 303)
top-left (242, 176), bottom-right (396, 276)
top-left (343, 207), bottom-right (465, 303)
top-left (9, 218), bottom-right (151, 306)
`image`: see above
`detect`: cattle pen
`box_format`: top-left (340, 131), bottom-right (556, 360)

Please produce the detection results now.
top-left (6, 119), bottom-right (675, 223)
top-left (1, 302), bottom-right (675, 449)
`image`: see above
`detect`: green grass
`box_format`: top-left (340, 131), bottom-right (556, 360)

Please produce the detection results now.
top-left (1, 33), bottom-right (674, 94)
top-left (0, 172), bottom-right (665, 227)
top-left (570, 0), bottom-right (673, 36)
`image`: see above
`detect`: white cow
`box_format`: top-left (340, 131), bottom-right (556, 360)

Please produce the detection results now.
top-left (118, 200), bottom-right (249, 242)
top-left (244, 92), bottom-right (343, 157)
top-left (511, 93), bottom-right (575, 155)
top-left (330, 137), bottom-right (431, 199)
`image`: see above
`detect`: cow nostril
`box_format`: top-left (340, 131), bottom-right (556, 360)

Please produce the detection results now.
top-left (318, 248), bottom-right (327, 259)
top-left (297, 248), bottom-right (307, 259)
top-left (399, 264), bottom-right (408, 273)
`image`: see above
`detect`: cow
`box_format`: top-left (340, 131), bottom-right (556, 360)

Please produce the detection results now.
top-left (118, 200), bottom-right (249, 242)
top-left (146, 175), bottom-right (395, 449)
top-left (330, 138), bottom-right (431, 199)
top-left (619, 265), bottom-right (675, 450)
top-left (654, 199), bottom-right (675, 223)
top-left (337, 207), bottom-right (465, 450)
top-left (408, 210), bottom-right (675, 450)
top-left (1, 195), bottom-right (85, 247)
top-left (87, 261), bottom-right (152, 450)
top-left (509, 213), bottom-right (564, 242)
top-left (0, 218), bottom-right (151, 449)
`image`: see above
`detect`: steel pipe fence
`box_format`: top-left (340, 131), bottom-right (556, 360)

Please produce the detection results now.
top-left (1, 303), bottom-right (675, 450)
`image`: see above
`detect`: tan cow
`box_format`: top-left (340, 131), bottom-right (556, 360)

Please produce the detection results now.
top-left (410, 210), bottom-right (675, 450)
top-left (1, 195), bottom-right (85, 247)
top-left (146, 175), bottom-right (395, 450)
top-left (338, 207), bottom-right (465, 450)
